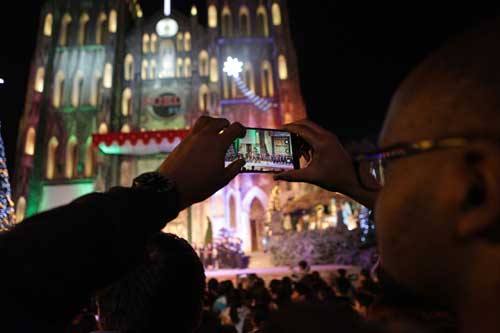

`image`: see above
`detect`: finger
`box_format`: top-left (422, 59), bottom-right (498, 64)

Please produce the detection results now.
top-left (191, 116), bottom-right (213, 133)
top-left (220, 122), bottom-right (246, 146)
top-left (273, 169), bottom-right (312, 183)
top-left (282, 124), bottom-right (319, 149)
top-left (223, 158), bottom-right (246, 184)
top-left (203, 117), bottom-right (231, 134)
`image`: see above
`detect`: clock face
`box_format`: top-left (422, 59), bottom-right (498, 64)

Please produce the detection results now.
top-left (156, 18), bottom-right (179, 38)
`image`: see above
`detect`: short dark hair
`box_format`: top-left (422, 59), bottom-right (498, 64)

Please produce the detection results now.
top-left (96, 233), bottom-right (205, 333)
top-left (207, 278), bottom-right (219, 293)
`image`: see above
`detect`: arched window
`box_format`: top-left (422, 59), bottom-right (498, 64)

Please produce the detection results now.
top-left (239, 6), bottom-right (251, 37)
top-left (98, 123), bottom-right (108, 134)
top-left (176, 33), bottom-right (183, 51)
top-left (199, 84), bottom-right (210, 112)
top-left (150, 33), bottom-right (158, 53)
top-left (229, 196), bottom-right (237, 228)
top-left (176, 58), bottom-right (184, 78)
top-left (79, 13), bottom-right (90, 45)
top-left (43, 13), bottom-right (53, 37)
top-left (35, 67), bottom-right (45, 93)
top-left (222, 6), bottom-right (232, 37)
top-left (208, 4), bottom-right (217, 28)
top-left (121, 124), bottom-right (131, 133)
top-left (210, 57), bottom-right (219, 82)
top-left (53, 70), bottom-right (65, 107)
top-left (120, 160), bottom-right (132, 186)
top-left (141, 60), bottom-right (149, 80)
top-left (46, 136), bottom-right (59, 179)
top-left (96, 12), bottom-right (107, 44)
top-left (261, 60), bottom-right (274, 97)
top-left (90, 71), bottom-right (102, 107)
top-left (223, 73), bottom-right (229, 99)
top-left (211, 92), bottom-right (218, 109)
top-left (121, 88), bottom-right (132, 116)
top-left (25, 127), bottom-right (36, 156)
top-left (136, 4), bottom-right (143, 18)
top-left (149, 59), bottom-right (157, 79)
top-left (160, 40), bottom-right (175, 78)
top-left (71, 71), bottom-right (84, 107)
top-left (84, 138), bottom-right (94, 178)
top-left (278, 54), bottom-right (288, 80)
top-left (231, 78), bottom-right (237, 98)
top-left (184, 58), bottom-right (192, 77)
top-left (142, 34), bottom-right (150, 53)
top-left (65, 136), bottom-right (78, 179)
top-left (257, 6), bottom-right (269, 37)
top-left (103, 63), bottom-right (113, 88)
top-left (59, 13), bottom-right (72, 46)
top-left (198, 50), bottom-right (209, 76)
top-left (109, 9), bottom-right (117, 33)
top-left (16, 197), bottom-right (26, 223)
top-left (243, 62), bottom-right (255, 93)
top-left (124, 54), bottom-right (134, 81)
top-left (184, 32), bottom-right (191, 52)
top-left (272, 3), bottom-right (282, 26)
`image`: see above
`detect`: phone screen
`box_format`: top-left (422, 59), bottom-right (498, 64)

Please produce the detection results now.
top-left (225, 128), bottom-right (297, 173)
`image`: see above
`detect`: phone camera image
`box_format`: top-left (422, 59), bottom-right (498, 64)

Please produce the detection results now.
top-left (225, 128), bottom-right (295, 173)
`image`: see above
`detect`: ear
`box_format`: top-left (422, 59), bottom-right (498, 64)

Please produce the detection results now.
top-left (456, 149), bottom-right (500, 241)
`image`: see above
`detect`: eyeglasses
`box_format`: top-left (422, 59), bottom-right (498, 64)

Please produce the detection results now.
top-left (353, 137), bottom-right (492, 191)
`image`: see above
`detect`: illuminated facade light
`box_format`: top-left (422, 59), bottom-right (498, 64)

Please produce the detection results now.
top-left (136, 4), bottom-right (143, 18)
top-left (191, 5), bottom-right (198, 16)
top-left (223, 57), bottom-right (243, 78)
top-left (0, 78), bottom-right (4, 85)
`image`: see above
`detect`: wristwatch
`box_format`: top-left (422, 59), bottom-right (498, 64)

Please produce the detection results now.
top-left (132, 171), bottom-right (177, 193)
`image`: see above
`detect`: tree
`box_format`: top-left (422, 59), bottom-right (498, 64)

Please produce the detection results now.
top-left (204, 216), bottom-right (213, 246)
top-left (0, 122), bottom-right (15, 230)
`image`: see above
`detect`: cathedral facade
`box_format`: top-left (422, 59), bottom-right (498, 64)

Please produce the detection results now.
top-left (14, 0), bottom-right (306, 253)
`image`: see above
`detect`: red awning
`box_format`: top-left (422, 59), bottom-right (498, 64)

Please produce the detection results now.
top-left (92, 130), bottom-right (190, 155)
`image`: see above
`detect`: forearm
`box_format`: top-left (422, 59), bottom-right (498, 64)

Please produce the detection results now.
top-left (0, 186), bottom-right (180, 325)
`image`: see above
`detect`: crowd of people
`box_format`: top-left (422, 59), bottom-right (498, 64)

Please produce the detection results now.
top-left (243, 153), bottom-right (292, 166)
top-left (3, 18), bottom-right (500, 333)
top-left (194, 265), bottom-right (380, 333)
top-left (195, 237), bottom-right (249, 270)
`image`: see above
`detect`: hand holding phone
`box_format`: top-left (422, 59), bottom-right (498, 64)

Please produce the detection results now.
top-left (272, 120), bottom-right (378, 210)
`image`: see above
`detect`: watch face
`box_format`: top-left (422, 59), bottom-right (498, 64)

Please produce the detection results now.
top-left (156, 18), bottom-right (179, 38)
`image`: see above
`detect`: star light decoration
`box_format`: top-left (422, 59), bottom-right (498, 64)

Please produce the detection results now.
top-left (223, 57), bottom-right (243, 78)
top-left (223, 57), bottom-right (273, 112)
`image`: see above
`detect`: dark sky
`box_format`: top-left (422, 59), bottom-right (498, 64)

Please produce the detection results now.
top-left (1, 0), bottom-right (500, 172)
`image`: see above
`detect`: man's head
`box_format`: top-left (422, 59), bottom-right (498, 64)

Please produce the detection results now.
top-left (298, 260), bottom-right (309, 271)
top-left (96, 233), bottom-right (205, 333)
top-left (377, 18), bottom-right (500, 307)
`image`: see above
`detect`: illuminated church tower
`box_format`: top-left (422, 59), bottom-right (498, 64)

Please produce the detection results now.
top-left (14, 0), bottom-right (306, 254)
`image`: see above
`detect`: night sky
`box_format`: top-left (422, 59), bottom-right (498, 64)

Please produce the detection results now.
top-left (1, 0), bottom-right (500, 173)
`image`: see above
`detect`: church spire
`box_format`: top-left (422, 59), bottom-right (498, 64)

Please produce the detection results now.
top-left (164, 0), bottom-right (171, 16)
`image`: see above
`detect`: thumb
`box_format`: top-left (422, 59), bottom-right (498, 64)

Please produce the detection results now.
top-left (273, 169), bottom-right (311, 183)
top-left (223, 158), bottom-right (246, 184)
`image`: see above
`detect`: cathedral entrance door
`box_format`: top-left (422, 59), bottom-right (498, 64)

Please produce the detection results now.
top-left (250, 219), bottom-right (258, 252)
top-left (250, 198), bottom-right (266, 252)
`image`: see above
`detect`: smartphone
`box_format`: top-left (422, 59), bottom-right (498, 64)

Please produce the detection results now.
top-left (225, 127), bottom-right (303, 173)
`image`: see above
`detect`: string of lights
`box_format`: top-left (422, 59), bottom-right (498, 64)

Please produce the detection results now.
top-left (0, 122), bottom-right (16, 230)
top-left (223, 57), bottom-right (272, 112)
